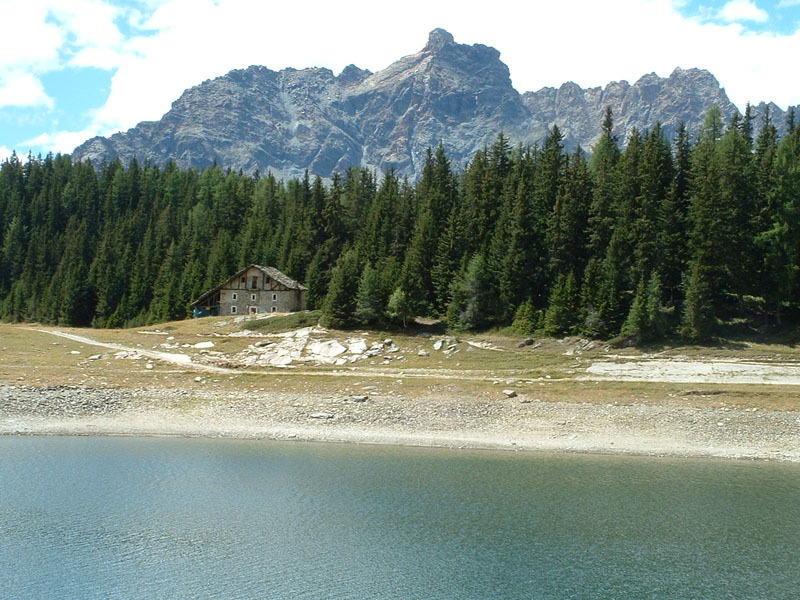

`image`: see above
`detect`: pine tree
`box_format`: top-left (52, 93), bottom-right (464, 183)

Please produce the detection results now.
top-left (320, 249), bottom-right (360, 329)
top-left (512, 298), bottom-right (537, 335)
top-left (681, 105), bottom-right (726, 338)
top-left (681, 262), bottom-right (716, 342)
top-left (548, 148), bottom-right (591, 282)
top-left (149, 241), bottom-right (183, 323)
top-left (446, 253), bottom-right (493, 331)
top-left (355, 262), bottom-right (389, 325)
top-left (759, 122), bottom-right (800, 323)
top-left (543, 270), bottom-right (579, 336)
top-left (631, 124), bottom-right (673, 289)
top-left (587, 107), bottom-right (621, 259)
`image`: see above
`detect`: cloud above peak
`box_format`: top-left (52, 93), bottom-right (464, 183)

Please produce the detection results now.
top-left (719, 0), bottom-right (769, 22)
top-left (3, 0), bottom-right (800, 158)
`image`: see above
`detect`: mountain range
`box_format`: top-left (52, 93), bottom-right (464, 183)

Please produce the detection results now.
top-left (73, 28), bottom-right (797, 180)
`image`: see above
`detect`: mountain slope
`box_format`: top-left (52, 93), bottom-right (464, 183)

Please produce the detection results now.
top-left (73, 29), bottom-right (797, 179)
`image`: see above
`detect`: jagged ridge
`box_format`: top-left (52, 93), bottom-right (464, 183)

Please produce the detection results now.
top-left (73, 29), bottom-right (797, 179)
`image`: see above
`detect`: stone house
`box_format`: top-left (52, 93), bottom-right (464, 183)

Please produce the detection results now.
top-left (191, 265), bottom-right (307, 317)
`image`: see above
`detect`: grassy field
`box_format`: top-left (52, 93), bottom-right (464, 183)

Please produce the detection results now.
top-left (2, 314), bottom-right (800, 411)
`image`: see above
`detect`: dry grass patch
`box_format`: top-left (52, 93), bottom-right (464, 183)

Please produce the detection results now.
top-left (3, 320), bottom-right (800, 412)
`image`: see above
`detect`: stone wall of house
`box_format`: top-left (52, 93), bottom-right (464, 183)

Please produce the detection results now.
top-left (219, 288), bottom-right (303, 315)
top-left (218, 266), bottom-right (304, 316)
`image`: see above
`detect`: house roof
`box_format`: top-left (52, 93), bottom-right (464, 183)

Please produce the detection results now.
top-left (190, 264), bottom-right (307, 307)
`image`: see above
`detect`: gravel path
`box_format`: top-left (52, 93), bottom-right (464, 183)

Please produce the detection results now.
top-left (2, 383), bottom-right (798, 462)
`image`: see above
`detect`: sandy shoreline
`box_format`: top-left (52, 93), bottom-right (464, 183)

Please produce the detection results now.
top-left (2, 383), bottom-right (798, 462)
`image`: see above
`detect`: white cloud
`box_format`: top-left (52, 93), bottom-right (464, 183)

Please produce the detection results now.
top-left (0, 1), bottom-right (63, 71)
top-left (778, 0), bottom-right (800, 7)
top-left (50, 1), bottom-right (122, 49)
top-left (79, 0), bottom-right (800, 140)
top-left (70, 46), bottom-right (123, 70)
top-left (5, 0), bottom-right (800, 155)
top-left (0, 145), bottom-right (13, 162)
top-left (719, 0), bottom-right (769, 23)
top-left (20, 126), bottom-right (106, 154)
top-left (0, 72), bottom-right (54, 109)
top-left (0, 0), bottom-right (124, 111)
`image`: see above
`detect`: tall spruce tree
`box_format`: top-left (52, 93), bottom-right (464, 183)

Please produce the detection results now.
top-left (682, 105), bottom-right (726, 341)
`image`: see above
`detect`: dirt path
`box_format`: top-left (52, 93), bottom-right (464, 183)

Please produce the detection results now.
top-left (36, 329), bottom-right (236, 374)
top-left (34, 328), bottom-right (800, 387)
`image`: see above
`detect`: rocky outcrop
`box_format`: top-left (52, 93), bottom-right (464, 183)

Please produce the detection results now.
top-left (73, 29), bottom-right (798, 179)
top-left (523, 68), bottom-right (743, 148)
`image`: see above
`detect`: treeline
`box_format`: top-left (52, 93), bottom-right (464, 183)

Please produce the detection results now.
top-left (1, 105), bottom-right (799, 342)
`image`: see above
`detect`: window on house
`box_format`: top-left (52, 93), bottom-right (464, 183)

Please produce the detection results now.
top-left (232, 293), bottom-right (238, 301)
top-left (271, 306), bottom-right (277, 313)
top-left (231, 306), bottom-right (237, 314)
top-left (251, 276), bottom-right (258, 289)
top-left (272, 293), bottom-right (277, 301)
top-left (240, 277), bottom-right (246, 286)
top-left (249, 306), bottom-right (257, 314)
top-left (250, 294), bottom-right (257, 301)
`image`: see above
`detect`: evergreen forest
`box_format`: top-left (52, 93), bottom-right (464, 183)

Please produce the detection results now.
top-left (1, 106), bottom-right (799, 343)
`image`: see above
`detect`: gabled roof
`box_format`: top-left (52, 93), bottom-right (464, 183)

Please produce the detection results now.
top-left (190, 264), bottom-right (306, 307)
top-left (252, 265), bottom-right (307, 291)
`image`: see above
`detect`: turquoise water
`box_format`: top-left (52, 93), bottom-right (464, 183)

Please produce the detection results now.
top-left (1, 437), bottom-right (799, 599)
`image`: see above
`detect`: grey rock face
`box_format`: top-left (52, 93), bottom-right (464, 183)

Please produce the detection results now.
top-left (522, 68), bottom-right (743, 148)
top-left (73, 29), bottom-right (798, 179)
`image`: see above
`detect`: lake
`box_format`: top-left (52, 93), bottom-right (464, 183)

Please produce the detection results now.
top-left (1, 436), bottom-right (798, 599)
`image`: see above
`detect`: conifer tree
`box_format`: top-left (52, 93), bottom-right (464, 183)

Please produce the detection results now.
top-left (355, 262), bottom-right (388, 325)
top-left (446, 253), bottom-right (493, 331)
top-left (149, 241), bottom-right (183, 323)
top-left (543, 270), bottom-right (579, 336)
top-left (682, 105), bottom-right (725, 341)
top-left (548, 148), bottom-right (591, 282)
top-left (320, 248), bottom-right (360, 329)
top-left (512, 298), bottom-right (537, 335)
top-left (759, 122), bottom-right (800, 323)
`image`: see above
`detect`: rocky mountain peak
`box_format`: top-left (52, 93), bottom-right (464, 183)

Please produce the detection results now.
top-left (424, 28), bottom-right (455, 51)
top-left (72, 31), bottom-right (799, 180)
top-left (337, 64), bottom-right (371, 85)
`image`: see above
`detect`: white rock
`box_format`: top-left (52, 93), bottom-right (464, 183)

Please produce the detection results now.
top-left (193, 341), bottom-right (215, 349)
top-left (418, 349), bottom-right (429, 356)
top-left (309, 340), bottom-right (347, 358)
top-left (433, 340), bottom-right (444, 351)
top-left (70, 351), bottom-right (81, 355)
top-left (502, 389), bottom-right (517, 398)
top-left (146, 363), bottom-right (154, 370)
top-left (310, 412), bottom-right (334, 419)
top-left (89, 354), bottom-right (101, 360)
top-left (348, 340), bottom-right (368, 355)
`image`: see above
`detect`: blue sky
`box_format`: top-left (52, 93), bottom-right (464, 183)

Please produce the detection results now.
top-left (2, 0), bottom-right (799, 162)
top-left (675, 0), bottom-right (800, 33)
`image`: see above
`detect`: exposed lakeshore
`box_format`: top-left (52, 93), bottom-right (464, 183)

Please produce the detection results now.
top-left (2, 383), bottom-right (799, 462)
top-left (1, 321), bottom-right (799, 462)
